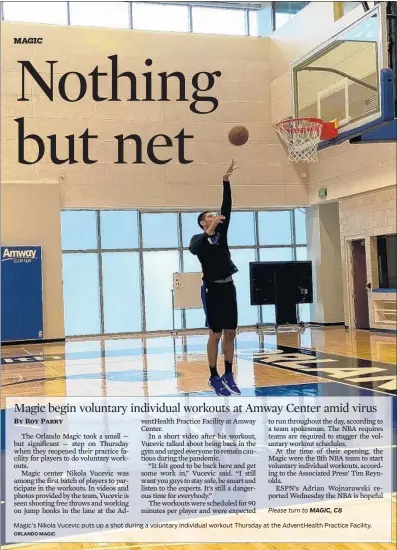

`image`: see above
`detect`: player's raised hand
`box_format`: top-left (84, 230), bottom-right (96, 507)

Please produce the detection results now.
top-left (223, 159), bottom-right (239, 181)
top-left (207, 216), bottom-right (225, 235)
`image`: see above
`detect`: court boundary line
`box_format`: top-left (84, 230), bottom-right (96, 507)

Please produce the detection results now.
top-left (249, 355), bottom-right (396, 398)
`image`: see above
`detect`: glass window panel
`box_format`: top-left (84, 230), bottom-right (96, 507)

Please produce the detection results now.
top-left (182, 212), bottom-right (201, 248)
top-left (258, 211), bottom-right (292, 245)
top-left (183, 251), bottom-right (204, 328)
top-left (185, 308), bottom-right (206, 330)
top-left (69, 2), bottom-right (129, 28)
top-left (342, 2), bottom-right (361, 16)
top-left (275, 1), bottom-right (310, 14)
top-left (62, 254), bottom-right (100, 336)
top-left (3, 1), bottom-right (68, 24)
top-left (228, 212), bottom-right (255, 246)
top-left (102, 253), bottom-right (141, 333)
top-left (142, 213), bottom-right (178, 248)
top-left (232, 249), bottom-right (258, 326)
top-left (183, 251), bottom-right (202, 274)
top-left (249, 10), bottom-right (259, 36)
top-left (298, 303), bottom-right (311, 323)
top-left (100, 211), bottom-right (138, 249)
top-left (132, 2), bottom-right (189, 32)
top-left (262, 305), bottom-right (276, 324)
top-left (61, 211), bottom-right (97, 251)
top-left (192, 7), bottom-right (246, 36)
top-left (144, 251), bottom-right (181, 331)
top-left (296, 247), bottom-right (307, 261)
top-left (260, 247), bottom-right (293, 262)
top-left (274, 1), bottom-right (309, 30)
top-left (294, 208), bottom-right (307, 244)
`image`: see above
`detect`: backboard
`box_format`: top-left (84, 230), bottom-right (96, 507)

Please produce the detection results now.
top-left (291, 3), bottom-right (396, 148)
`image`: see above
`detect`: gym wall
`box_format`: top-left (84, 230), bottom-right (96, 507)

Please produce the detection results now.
top-left (339, 186), bottom-right (397, 329)
top-left (1, 21), bottom-right (307, 210)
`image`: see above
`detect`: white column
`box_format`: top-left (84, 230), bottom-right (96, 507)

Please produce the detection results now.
top-left (306, 202), bottom-right (344, 324)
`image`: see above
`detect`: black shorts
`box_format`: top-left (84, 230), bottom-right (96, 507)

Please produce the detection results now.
top-left (201, 281), bottom-right (238, 333)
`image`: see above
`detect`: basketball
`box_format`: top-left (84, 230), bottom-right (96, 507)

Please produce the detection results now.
top-left (228, 125), bottom-right (249, 146)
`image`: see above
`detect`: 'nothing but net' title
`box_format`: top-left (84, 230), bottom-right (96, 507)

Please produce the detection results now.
top-left (16, 55), bottom-right (223, 165)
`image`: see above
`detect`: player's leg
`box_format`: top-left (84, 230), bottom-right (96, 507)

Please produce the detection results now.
top-left (207, 329), bottom-right (222, 378)
top-left (220, 283), bottom-right (241, 395)
top-left (203, 282), bottom-right (231, 396)
top-left (221, 329), bottom-right (240, 395)
top-left (207, 328), bottom-right (230, 395)
top-left (222, 329), bottom-right (236, 367)
top-left (201, 282), bottom-right (218, 374)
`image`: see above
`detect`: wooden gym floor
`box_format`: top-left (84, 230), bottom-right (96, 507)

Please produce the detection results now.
top-left (1, 326), bottom-right (396, 550)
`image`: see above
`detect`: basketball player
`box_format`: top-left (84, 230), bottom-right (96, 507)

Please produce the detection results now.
top-left (189, 159), bottom-right (240, 396)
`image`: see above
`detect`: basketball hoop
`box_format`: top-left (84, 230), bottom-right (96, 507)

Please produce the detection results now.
top-left (273, 117), bottom-right (338, 163)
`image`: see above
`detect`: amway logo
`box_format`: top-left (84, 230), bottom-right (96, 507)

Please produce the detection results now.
top-left (2, 248), bottom-right (37, 260)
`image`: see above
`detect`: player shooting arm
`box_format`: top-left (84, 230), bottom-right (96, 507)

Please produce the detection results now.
top-left (219, 159), bottom-right (237, 234)
top-left (219, 179), bottom-right (232, 234)
top-left (189, 233), bottom-right (208, 255)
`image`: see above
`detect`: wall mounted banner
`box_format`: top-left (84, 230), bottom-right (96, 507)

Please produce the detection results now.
top-left (1, 246), bottom-right (43, 342)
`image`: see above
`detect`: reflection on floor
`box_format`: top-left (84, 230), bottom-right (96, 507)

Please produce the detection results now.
top-left (1, 326), bottom-right (396, 550)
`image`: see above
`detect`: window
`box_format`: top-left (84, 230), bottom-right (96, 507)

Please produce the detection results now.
top-left (132, 2), bottom-right (189, 32)
top-left (182, 250), bottom-right (202, 329)
top-left (232, 249), bottom-right (258, 325)
top-left (100, 211), bottom-right (139, 249)
top-left (183, 250), bottom-right (201, 273)
top-left (342, 1), bottom-right (362, 14)
top-left (298, 303), bottom-right (310, 323)
top-left (248, 10), bottom-right (259, 36)
top-left (3, 1), bottom-right (68, 24)
top-left (1, 1), bottom-right (267, 37)
top-left (334, 1), bottom-right (362, 20)
top-left (296, 247), bottom-right (308, 261)
top-left (185, 308), bottom-right (205, 330)
top-left (69, 2), bottom-right (129, 28)
top-left (260, 247), bottom-right (293, 262)
top-left (192, 6), bottom-right (246, 36)
top-left (377, 235), bottom-right (397, 289)
top-left (61, 211), bottom-right (97, 251)
top-left (183, 250), bottom-right (205, 329)
top-left (102, 252), bottom-right (141, 333)
top-left (294, 208), bottom-right (307, 244)
top-left (142, 213), bottom-right (178, 249)
top-left (273, 1), bottom-right (310, 31)
top-left (228, 212), bottom-right (256, 246)
top-left (262, 305), bottom-right (276, 324)
top-left (61, 208), bottom-right (309, 336)
top-left (143, 250), bottom-right (180, 331)
top-left (62, 253), bottom-right (101, 336)
top-left (258, 211), bottom-right (292, 245)
top-left (182, 212), bottom-right (201, 248)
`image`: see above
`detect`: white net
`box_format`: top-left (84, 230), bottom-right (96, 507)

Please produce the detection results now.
top-left (274, 118), bottom-right (323, 163)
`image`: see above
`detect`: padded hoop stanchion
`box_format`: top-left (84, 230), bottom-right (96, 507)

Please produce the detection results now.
top-left (273, 117), bottom-right (338, 163)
